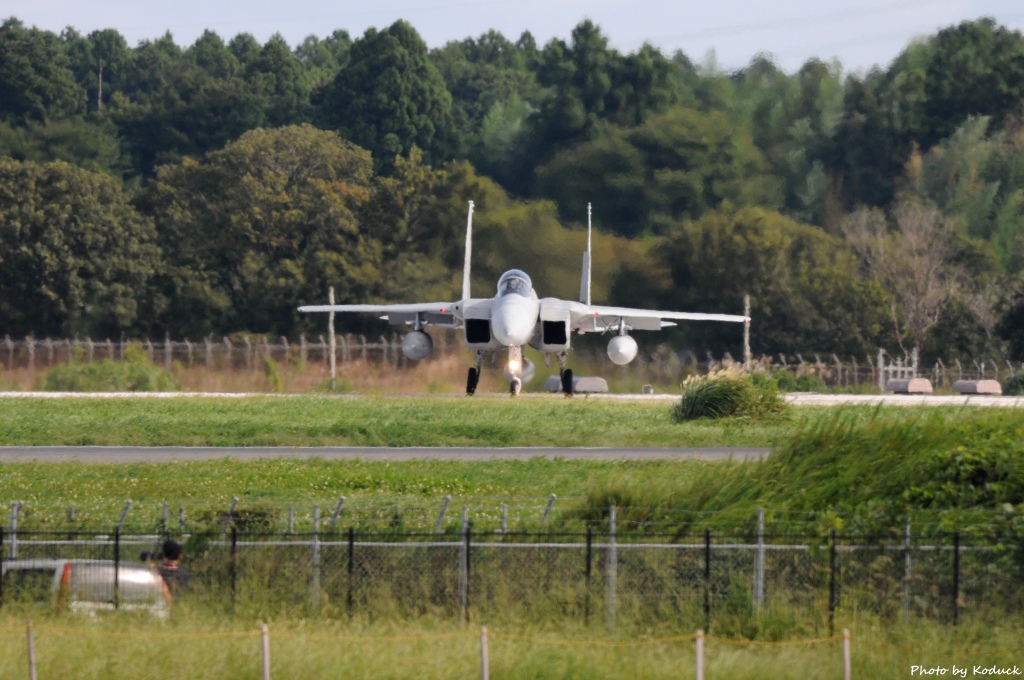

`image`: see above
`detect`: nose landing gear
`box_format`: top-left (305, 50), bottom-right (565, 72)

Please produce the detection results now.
top-left (510, 377), bottom-right (522, 396)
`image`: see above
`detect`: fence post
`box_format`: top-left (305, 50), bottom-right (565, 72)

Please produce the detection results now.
top-left (288, 506), bottom-right (294, 534)
top-left (607, 506), bottom-right (617, 629)
top-left (902, 520), bottom-right (911, 623)
top-left (585, 525), bottom-right (593, 624)
top-left (230, 524), bottom-right (238, 605)
top-left (743, 295), bottom-right (751, 370)
top-left (459, 507), bottom-right (469, 623)
top-left (27, 620), bottom-right (37, 680)
top-left (754, 507), bottom-right (765, 610)
top-left (164, 334), bottom-right (172, 371)
top-left (480, 627), bottom-right (490, 680)
top-left (347, 526), bottom-right (355, 615)
top-left (843, 629), bottom-right (851, 680)
top-left (704, 528), bottom-right (712, 632)
top-left (829, 528), bottom-right (837, 636)
top-left (695, 629), bottom-right (704, 680)
top-left (953, 530), bottom-right (961, 626)
top-left (500, 504), bottom-right (508, 533)
top-left (329, 496), bottom-right (346, 532)
top-left (435, 495), bottom-right (451, 532)
top-left (261, 624), bottom-right (271, 680)
top-left (26, 337), bottom-right (34, 373)
top-left (9, 501), bottom-right (21, 559)
top-left (114, 527), bottom-right (121, 609)
top-left (311, 505), bottom-right (320, 612)
top-left (877, 349), bottom-right (885, 392)
top-left (328, 287), bottom-right (337, 391)
top-left (466, 522), bottom-right (474, 620)
top-left (542, 494), bottom-right (556, 524)
top-left (179, 507), bottom-right (185, 531)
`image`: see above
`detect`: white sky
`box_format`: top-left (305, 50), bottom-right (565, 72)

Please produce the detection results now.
top-left (5, 0), bottom-right (1024, 73)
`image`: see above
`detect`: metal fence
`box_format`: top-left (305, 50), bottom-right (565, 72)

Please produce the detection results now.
top-left (3, 524), bottom-right (1020, 632)
top-left (2, 335), bottom-right (1020, 390)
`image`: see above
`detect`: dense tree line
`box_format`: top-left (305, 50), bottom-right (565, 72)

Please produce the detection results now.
top-left (1, 14), bottom-right (1023, 361)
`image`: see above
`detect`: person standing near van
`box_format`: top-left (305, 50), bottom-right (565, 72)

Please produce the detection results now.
top-left (159, 539), bottom-right (191, 595)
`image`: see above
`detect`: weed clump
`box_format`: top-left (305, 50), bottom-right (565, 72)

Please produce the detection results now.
top-left (1002, 372), bottom-right (1024, 396)
top-left (673, 369), bottom-right (789, 421)
top-left (42, 345), bottom-right (180, 392)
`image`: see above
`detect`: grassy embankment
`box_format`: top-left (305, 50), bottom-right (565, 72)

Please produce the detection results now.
top-left (1, 398), bottom-right (1022, 531)
top-left (0, 613), bottom-right (1018, 680)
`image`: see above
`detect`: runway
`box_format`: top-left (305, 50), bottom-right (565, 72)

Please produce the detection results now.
top-left (1, 391), bottom-right (1022, 406)
top-left (0, 446), bottom-right (770, 463)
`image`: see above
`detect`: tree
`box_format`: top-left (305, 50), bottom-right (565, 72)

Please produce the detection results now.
top-left (318, 21), bottom-right (455, 171)
top-left (535, 106), bottom-right (782, 236)
top-left (142, 125), bottom-right (376, 335)
top-left (649, 206), bottom-right (890, 356)
top-left (842, 199), bottom-right (963, 352)
top-left (0, 159), bottom-right (159, 336)
top-left (0, 19), bottom-right (84, 122)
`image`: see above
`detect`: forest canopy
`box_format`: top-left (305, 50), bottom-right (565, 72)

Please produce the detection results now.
top-left (1, 15), bottom-right (1023, 361)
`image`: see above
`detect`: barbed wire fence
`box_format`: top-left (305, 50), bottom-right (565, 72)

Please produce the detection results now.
top-left (2, 335), bottom-right (1020, 391)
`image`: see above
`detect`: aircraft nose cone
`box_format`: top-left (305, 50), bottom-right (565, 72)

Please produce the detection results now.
top-left (492, 303), bottom-right (535, 346)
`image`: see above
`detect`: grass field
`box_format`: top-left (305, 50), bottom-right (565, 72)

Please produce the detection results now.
top-left (1, 399), bottom-right (1022, 532)
top-left (0, 394), bottom-right (797, 447)
top-left (0, 612), bottom-right (1019, 680)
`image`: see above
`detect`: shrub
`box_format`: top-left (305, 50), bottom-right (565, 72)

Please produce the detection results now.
top-left (43, 345), bottom-right (180, 392)
top-left (673, 369), bottom-right (789, 421)
top-left (773, 370), bottom-right (827, 392)
top-left (1002, 372), bottom-right (1024, 396)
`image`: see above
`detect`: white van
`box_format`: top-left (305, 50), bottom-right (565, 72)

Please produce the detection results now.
top-left (1, 559), bottom-right (171, 619)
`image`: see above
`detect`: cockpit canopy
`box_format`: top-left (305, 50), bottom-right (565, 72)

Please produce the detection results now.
top-left (497, 269), bottom-right (532, 298)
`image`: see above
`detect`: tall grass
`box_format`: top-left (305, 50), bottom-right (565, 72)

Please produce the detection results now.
top-left (581, 406), bottom-right (1024, 531)
top-left (0, 611), bottom-right (1018, 680)
top-left (42, 345), bottom-right (179, 392)
top-left (673, 370), bottom-right (789, 421)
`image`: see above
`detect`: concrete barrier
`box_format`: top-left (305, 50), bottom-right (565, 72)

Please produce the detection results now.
top-left (543, 376), bottom-right (610, 393)
top-left (953, 379), bottom-right (1002, 395)
top-left (885, 378), bottom-right (933, 394)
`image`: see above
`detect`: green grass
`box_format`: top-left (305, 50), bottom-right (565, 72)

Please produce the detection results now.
top-left (0, 612), bottom-right (1019, 680)
top-left (0, 395), bottom-right (796, 447)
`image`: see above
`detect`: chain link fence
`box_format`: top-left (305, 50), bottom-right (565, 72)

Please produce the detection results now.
top-left (3, 525), bottom-right (1021, 632)
top-left (2, 334), bottom-right (1022, 392)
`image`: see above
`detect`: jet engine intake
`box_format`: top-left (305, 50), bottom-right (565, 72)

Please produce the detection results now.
top-left (607, 335), bottom-right (638, 365)
top-left (401, 330), bottom-right (433, 360)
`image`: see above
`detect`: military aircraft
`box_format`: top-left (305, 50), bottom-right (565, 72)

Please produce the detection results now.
top-left (299, 202), bottom-right (749, 395)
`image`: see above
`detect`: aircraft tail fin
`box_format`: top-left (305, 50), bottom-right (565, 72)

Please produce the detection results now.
top-left (462, 201), bottom-right (474, 301)
top-left (579, 202), bottom-right (592, 305)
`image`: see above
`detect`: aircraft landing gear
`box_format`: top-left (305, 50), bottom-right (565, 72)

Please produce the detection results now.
top-left (466, 351), bottom-right (485, 396)
top-left (510, 377), bottom-right (522, 396)
top-left (556, 352), bottom-right (573, 396)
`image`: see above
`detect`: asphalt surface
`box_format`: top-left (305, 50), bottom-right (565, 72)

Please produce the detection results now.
top-left (0, 446), bottom-right (770, 463)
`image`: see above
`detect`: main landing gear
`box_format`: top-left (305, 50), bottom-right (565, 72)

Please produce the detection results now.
top-left (556, 352), bottom-right (574, 396)
top-left (466, 351), bottom-right (485, 396)
top-left (510, 378), bottom-right (522, 396)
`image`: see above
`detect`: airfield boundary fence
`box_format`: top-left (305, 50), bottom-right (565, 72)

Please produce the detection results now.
top-left (2, 525), bottom-right (1021, 632)
top-left (2, 335), bottom-right (1020, 391)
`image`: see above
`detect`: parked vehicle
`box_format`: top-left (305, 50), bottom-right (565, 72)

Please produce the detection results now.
top-left (1, 559), bottom-right (171, 618)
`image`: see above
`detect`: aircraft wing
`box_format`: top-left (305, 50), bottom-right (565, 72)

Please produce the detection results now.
top-left (298, 302), bottom-right (459, 328)
top-left (577, 305), bottom-right (749, 332)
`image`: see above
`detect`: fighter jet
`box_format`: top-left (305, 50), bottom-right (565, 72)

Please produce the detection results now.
top-left (299, 202), bottom-right (749, 395)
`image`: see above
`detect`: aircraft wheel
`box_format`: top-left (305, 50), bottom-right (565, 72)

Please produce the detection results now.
top-left (510, 378), bottom-right (522, 396)
top-left (561, 369), bottom-right (574, 396)
top-left (466, 367), bottom-right (479, 395)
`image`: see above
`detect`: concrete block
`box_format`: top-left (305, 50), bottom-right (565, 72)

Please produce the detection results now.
top-left (885, 378), bottom-right (933, 394)
top-left (543, 375), bottom-right (609, 393)
top-left (953, 379), bottom-right (1002, 395)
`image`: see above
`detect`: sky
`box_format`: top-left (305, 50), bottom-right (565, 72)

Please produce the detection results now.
top-left (6, 0), bottom-right (1024, 74)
